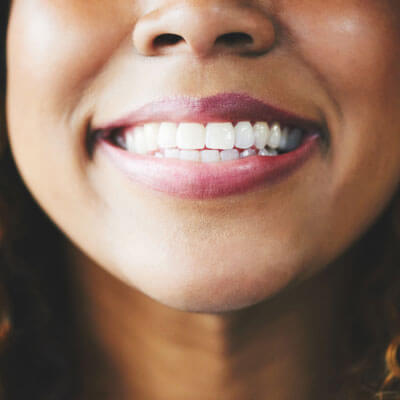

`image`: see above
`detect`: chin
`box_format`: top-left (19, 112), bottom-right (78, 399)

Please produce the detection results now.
top-left (116, 254), bottom-right (300, 313)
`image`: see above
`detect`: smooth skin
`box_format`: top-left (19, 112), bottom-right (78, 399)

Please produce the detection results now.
top-left (5, 0), bottom-right (400, 399)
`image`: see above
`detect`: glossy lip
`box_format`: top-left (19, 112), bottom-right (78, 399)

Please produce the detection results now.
top-left (92, 92), bottom-right (323, 134)
top-left (91, 92), bottom-right (324, 199)
top-left (98, 135), bottom-right (319, 199)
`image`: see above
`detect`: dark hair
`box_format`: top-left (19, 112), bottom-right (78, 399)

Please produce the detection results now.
top-left (0, 2), bottom-right (79, 399)
top-left (0, 1), bottom-right (8, 91)
top-left (1, 2), bottom-right (400, 399)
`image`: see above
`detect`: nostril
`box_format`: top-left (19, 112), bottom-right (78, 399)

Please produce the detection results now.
top-left (133, 4), bottom-right (275, 57)
top-left (215, 32), bottom-right (253, 47)
top-left (153, 33), bottom-right (184, 48)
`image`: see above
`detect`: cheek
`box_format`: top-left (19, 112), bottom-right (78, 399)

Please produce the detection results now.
top-left (7, 0), bottom-right (132, 105)
top-left (283, 0), bottom-right (400, 100)
top-left (280, 1), bottom-right (400, 257)
top-left (6, 0), bottom-right (135, 201)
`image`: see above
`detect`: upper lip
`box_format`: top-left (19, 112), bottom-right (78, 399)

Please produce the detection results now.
top-left (89, 92), bottom-right (325, 153)
top-left (94, 92), bottom-right (323, 130)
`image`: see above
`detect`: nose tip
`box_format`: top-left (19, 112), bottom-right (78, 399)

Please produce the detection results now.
top-left (133, 2), bottom-right (276, 58)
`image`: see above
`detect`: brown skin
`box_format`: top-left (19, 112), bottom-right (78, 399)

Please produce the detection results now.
top-left (67, 240), bottom-right (356, 399)
top-left (5, 0), bottom-right (400, 399)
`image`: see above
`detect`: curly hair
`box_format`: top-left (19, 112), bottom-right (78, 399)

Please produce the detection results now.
top-left (0, 2), bottom-right (400, 400)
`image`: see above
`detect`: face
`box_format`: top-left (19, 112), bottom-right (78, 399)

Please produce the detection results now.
top-left (5, 0), bottom-right (400, 312)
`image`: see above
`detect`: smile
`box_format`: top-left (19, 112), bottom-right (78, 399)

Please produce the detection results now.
top-left (92, 93), bottom-right (325, 199)
top-left (109, 120), bottom-right (305, 160)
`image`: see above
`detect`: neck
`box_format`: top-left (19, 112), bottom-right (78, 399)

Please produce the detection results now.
top-left (66, 243), bottom-right (354, 400)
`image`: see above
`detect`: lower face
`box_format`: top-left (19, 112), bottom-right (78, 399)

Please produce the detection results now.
top-left (5, 0), bottom-right (400, 312)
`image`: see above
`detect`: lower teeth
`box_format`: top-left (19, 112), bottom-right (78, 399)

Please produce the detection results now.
top-left (116, 146), bottom-right (288, 162)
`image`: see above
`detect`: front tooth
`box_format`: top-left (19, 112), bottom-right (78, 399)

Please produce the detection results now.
top-left (164, 148), bottom-right (180, 158)
top-left (201, 150), bottom-right (220, 163)
top-left (158, 122), bottom-right (177, 148)
top-left (134, 127), bottom-right (148, 154)
top-left (253, 122), bottom-right (271, 149)
top-left (144, 123), bottom-right (160, 151)
top-left (205, 123), bottom-right (235, 149)
top-left (240, 149), bottom-right (257, 158)
top-left (235, 121), bottom-right (255, 149)
top-left (268, 123), bottom-right (282, 149)
top-left (180, 150), bottom-right (200, 161)
top-left (220, 149), bottom-right (239, 161)
top-left (176, 123), bottom-right (206, 150)
top-left (281, 128), bottom-right (303, 151)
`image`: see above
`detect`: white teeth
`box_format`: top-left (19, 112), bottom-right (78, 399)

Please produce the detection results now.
top-left (267, 123), bottom-right (282, 149)
top-left (180, 150), bottom-right (200, 161)
top-left (235, 121), bottom-right (255, 149)
top-left (126, 127), bottom-right (147, 154)
top-left (176, 123), bottom-right (206, 150)
top-left (126, 131), bottom-right (135, 152)
top-left (205, 123), bottom-right (235, 150)
top-left (240, 149), bottom-right (257, 158)
top-left (119, 120), bottom-right (306, 160)
top-left (158, 122), bottom-right (177, 148)
top-left (220, 149), bottom-right (239, 161)
top-left (253, 122), bottom-right (271, 149)
top-left (164, 148), bottom-right (180, 159)
top-left (258, 148), bottom-right (278, 157)
top-left (278, 127), bottom-right (289, 150)
top-left (144, 123), bottom-right (160, 151)
top-left (134, 127), bottom-right (148, 154)
top-left (201, 150), bottom-right (220, 163)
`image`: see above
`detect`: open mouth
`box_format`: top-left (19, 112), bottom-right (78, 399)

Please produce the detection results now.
top-left (91, 93), bottom-right (326, 199)
top-left (104, 120), bottom-right (308, 162)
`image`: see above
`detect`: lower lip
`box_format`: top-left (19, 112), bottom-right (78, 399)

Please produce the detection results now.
top-left (98, 135), bottom-right (319, 199)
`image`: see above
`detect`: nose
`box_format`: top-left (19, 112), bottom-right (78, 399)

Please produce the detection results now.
top-left (133, 1), bottom-right (276, 58)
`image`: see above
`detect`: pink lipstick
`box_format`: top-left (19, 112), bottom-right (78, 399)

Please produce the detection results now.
top-left (93, 93), bottom-right (322, 131)
top-left (92, 92), bottom-right (324, 199)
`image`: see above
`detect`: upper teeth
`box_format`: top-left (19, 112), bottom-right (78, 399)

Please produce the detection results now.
top-left (120, 121), bottom-right (304, 156)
